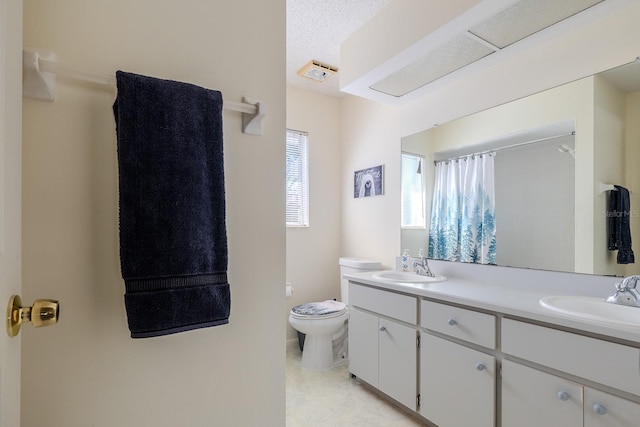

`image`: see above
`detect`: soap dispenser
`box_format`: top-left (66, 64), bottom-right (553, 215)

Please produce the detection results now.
top-left (402, 249), bottom-right (411, 272)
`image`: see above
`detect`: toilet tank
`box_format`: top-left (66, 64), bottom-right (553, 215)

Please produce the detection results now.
top-left (339, 257), bottom-right (381, 305)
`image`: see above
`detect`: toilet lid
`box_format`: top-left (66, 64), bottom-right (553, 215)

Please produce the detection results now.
top-left (291, 300), bottom-right (347, 318)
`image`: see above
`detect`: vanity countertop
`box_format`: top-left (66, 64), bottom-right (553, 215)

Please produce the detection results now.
top-left (344, 270), bottom-right (640, 344)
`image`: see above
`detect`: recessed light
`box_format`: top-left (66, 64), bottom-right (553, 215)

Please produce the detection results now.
top-left (369, 0), bottom-right (605, 97)
top-left (297, 60), bottom-right (338, 82)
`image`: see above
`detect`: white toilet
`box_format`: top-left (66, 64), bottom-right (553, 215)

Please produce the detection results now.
top-left (289, 257), bottom-right (381, 370)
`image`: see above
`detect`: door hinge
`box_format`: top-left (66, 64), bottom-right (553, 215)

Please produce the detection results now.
top-left (417, 393), bottom-right (421, 410)
top-left (416, 334), bottom-right (421, 348)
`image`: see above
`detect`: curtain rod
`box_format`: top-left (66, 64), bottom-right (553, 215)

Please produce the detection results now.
top-left (434, 131), bottom-right (576, 164)
top-left (23, 50), bottom-right (265, 135)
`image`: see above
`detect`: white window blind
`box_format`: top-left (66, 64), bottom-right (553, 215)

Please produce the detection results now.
top-left (401, 152), bottom-right (426, 228)
top-left (286, 129), bottom-right (309, 227)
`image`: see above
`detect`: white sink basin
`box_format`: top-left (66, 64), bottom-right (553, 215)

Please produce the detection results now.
top-left (539, 295), bottom-right (640, 327)
top-left (372, 270), bottom-right (446, 284)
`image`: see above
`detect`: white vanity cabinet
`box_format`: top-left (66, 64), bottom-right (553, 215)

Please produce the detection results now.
top-left (346, 277), bottom-right (640, 427)
top-left (348, 283), bottom-right (418, 411)
top-left (419, 300), bottom-right (496, 427)
top-left (502, 319), bottom-right (640, 427)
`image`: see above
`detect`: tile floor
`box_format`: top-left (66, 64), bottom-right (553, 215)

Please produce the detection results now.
top-left (286, 343), bottom-right (429, 426)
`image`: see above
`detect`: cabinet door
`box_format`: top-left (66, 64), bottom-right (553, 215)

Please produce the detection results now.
top-left (420, 333), bottom-right (495, 427)
top-left (378, 319), bottom-right (417, 410)
top-left (502, 360), bottom-right (582, 427)
top-left (348, 308), bottom-right (379, 387)
top-left (584, 387), bottom-right (640, 427)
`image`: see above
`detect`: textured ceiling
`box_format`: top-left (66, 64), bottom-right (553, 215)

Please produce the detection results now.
top-left (286, 0), bottom-right (392, 97)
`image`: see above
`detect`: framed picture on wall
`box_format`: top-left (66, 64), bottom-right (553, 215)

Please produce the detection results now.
top-left (354, 165), bottom-right (384, 198)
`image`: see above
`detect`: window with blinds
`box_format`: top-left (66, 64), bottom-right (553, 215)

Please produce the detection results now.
top-left (286, 129), bottom-right (309, 227)
top-left (401, 152), bottom-right (426, 228)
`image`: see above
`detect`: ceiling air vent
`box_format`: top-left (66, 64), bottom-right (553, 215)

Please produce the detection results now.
top-left (370, 0), bottom-right (605, 97)
top-left (297, 60), bottom-right (338, 82)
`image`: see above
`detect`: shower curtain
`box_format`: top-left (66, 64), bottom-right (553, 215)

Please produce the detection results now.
top-left (428, 153), bottom-right (497, 264)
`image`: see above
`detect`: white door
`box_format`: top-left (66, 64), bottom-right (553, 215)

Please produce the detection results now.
top-left (420, 333), bottom-right (495, 427)
top-left (348, 308), bottom-right (379, 386)
top-left (502, 359), bottom-right (583, 427)
top-left (0, 0), bottom-right (23, 425)
top-left (378, 318), bottom-right (417, 411)
top-left (584, 387), bottom-right (640, 427)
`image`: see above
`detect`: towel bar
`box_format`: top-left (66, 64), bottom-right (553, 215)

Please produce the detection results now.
top-left (22, 50), bottom-right (266, 135)
top-left (599, 182), bottom-right (636, 195)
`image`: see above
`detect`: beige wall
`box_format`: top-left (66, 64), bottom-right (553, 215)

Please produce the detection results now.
top-left (340, 95), bottom-right (400, 269)
top-left (21, 1), bottom-right (285, 426)
top-left (285, 86), bottom-right (342, 341)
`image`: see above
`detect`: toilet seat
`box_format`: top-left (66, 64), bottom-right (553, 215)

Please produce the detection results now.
top-left (290, 300), bottom-right (347, 320)
top-left (289, 310), bottom-right (347, 320)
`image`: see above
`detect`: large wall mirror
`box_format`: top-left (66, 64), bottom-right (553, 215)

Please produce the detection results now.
top-left (401, 59), bottom-right (640, 277)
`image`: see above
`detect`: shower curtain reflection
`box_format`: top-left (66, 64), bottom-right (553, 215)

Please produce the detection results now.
top-left (429, 153), bottom-right (497, 264)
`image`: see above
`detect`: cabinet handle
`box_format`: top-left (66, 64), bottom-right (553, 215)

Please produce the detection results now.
top-left (593, 404), bottom-right (607, 415)
top-left (557, 391), bottom-right (570, 401)
top-left (447, 318), bottom-right (457, 326)
top-left (379, 326), bottom-right (386, 332)
top-left (475, 363), bottom-right (486, 371)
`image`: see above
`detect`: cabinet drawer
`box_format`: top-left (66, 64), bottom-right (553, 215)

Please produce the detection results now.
top-left (502, 319), bottom-right (640, 396)
top-left (421, 299), bottom-right (496, 348)
top-left (349, 282), bottom-right (417, 324)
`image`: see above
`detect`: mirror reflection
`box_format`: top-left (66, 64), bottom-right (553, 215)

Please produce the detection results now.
top-left (401, 60), bottom-right (640, 277)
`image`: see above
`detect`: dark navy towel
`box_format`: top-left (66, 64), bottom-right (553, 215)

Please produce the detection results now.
top-left (114, 71), bottom-right (230, 338)
top-left (608, 185), bottom-right (635, 264)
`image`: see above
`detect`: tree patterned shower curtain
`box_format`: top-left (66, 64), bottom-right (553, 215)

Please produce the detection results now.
top-left (428, 153), bottom-right (497, 265)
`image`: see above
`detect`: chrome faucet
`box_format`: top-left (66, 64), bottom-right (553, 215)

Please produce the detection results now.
top-left (606, 275), bottom-right (640, 307)
top-left (413, 256), bottom-right (435, 278)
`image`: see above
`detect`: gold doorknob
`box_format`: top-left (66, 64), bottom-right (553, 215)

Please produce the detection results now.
top-left (6, 295), bottom-right (59, 337)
